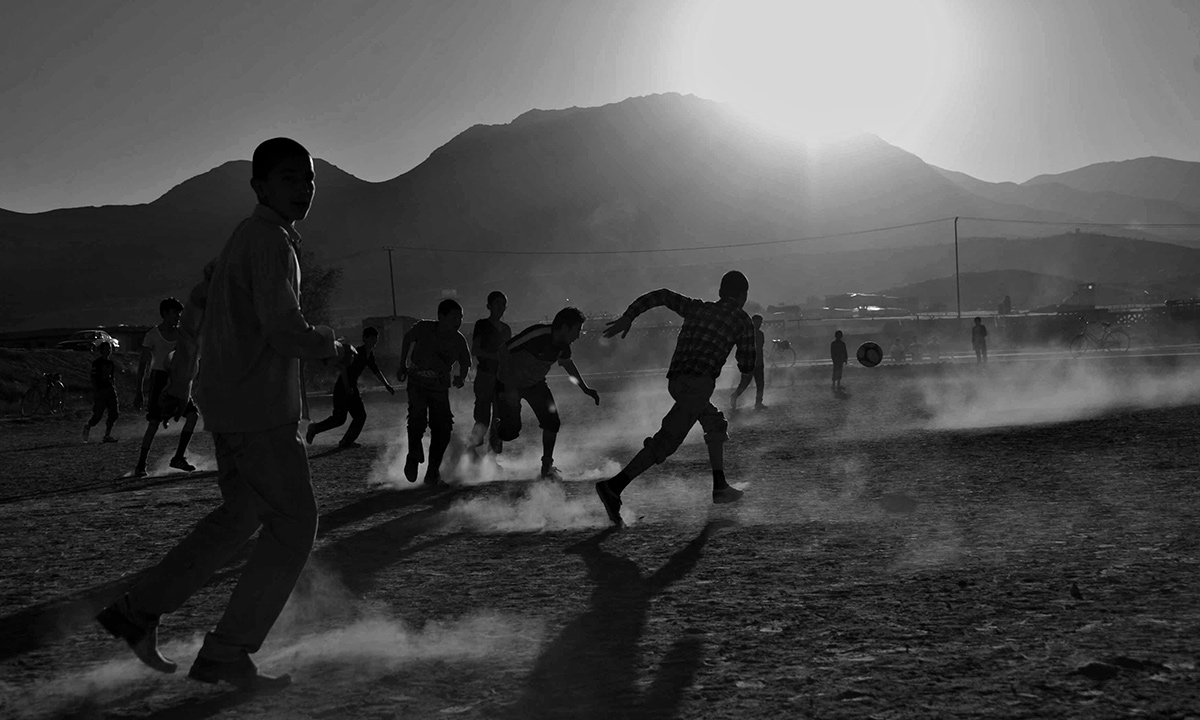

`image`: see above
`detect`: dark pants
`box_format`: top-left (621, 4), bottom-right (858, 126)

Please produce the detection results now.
top-left (495, 380), bottom-right (560, 442)
top-left (753, 365), bottom-right (764, 404)
top-left (407, 381), bottom-right (454, 470)
top-left (309, 380), bottom-right (366, 445)
top-left (124, 423), bottom-right (317, 660)
top-left (89, 387), bottom-right (119, 430)
top-left (473, 370), bottom-right (499, 426)
top-left (832, 362), bottom-right (844, 384)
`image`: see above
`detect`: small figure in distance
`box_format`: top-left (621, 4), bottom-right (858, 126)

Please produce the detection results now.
top-left (830, 330), bottom-right (848, 393)
top-left (306, 326), bottom-right (394, 449)
top-left (889, 337), bottom-right (907, 363)
top-left (133, 297), bottom-right (200, 477)
top-left (972, 317), bottom-right (988, 364)
top-left (730, 313), bottom-right (766, 411)
top-left (596, 271), bottom-right (756, 528)
top-left (493, 307), bottom-right (600, 482)
top-left (396, 299), bottom-right (472, 486)
top-left (95, 137), bottom-right (348, 691)
top-left (83, 341), bottom-right (120, 443)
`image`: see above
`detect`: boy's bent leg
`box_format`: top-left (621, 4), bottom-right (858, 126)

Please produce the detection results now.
top-left (425, 389), bottom-right (454, 482)
top-left (200, 423), bottom-right (318, 661)
top-left (523, 383), bottom-right (561, 478)
top-left (469, 372), bottom-right (496, 447)
top-left (340, 394), bottom-right (367, 446)
top-left (406, 383), bottom-right (430, 461)
top-left (612, 377), bottom-right (706, 491)
top-left (753, 365), bottom-right (765, 406)
top-left (494, 385), bottom-right (523, 443)
top-left (308, 383), bottom-right (349, 440)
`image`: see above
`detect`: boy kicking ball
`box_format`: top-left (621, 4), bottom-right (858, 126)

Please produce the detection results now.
top-left (596, 271), bottom-right (757, 528)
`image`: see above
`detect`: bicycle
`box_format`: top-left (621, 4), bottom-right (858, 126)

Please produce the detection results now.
top-left (1069, 322), bottom-right (1130, 356)
top-left (21, 372), bottom-right (67, 417)
top-left (769, 338), bottom-right (797, 368)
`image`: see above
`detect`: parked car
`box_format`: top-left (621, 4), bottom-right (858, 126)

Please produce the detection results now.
top-left (57, 330), bottom-right (121, 352)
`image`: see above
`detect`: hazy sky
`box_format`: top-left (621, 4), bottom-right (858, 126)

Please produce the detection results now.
top-left (3, 0), bottom-right (1199, 213)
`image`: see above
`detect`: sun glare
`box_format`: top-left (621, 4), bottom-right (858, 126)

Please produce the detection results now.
top-left (679, 0), bottom-right (950, 146)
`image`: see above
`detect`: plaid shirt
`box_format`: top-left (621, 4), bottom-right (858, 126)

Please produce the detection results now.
top-left (622, 289), bottom-right (756, 379)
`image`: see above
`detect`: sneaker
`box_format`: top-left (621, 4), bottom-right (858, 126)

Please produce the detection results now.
top-left (169, 456), bottom-right (196, 472)
top-left (754, 403), bottom-right (768, 411)
top-left (188, 652), bottom-right (291, 691)
top-left (404, 453), bottom-right (420, 483)
top-left (82, 424), bottom-right (91, 443)
top-left (102, 435), bottom-right (118, 443)
top-left (96, 597), bottom-right (176, 674)
top-left (540, 465), bottom-right (563, 482)
top-left (423, 469), bottom-right (444, 486)
top-left (133, 464), bottom-right (148, 479)
top-left (595, 480), bottom-right (624, 528)
top-left (713, 485), bottom-right (745, 504)
top-left (304, 425), bottom-right (316, 445)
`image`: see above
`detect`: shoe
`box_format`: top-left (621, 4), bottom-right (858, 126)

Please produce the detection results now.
top-left (133, 464), bottom-right (148, 478)
top-left (305, 425), bottom-right (316, 445)
top-left (169, 456), bottom-right (196, 472)
top-left (82, 424), bottom-right (91, 443)
top-left (102, 435), bottom-right (118, 443)
top-left (713, 486), bottom-right (745, 504)
top-left (404, 453), bottom-right (420, 483)
top-left (595, 480), bottom-right (624, 528)
top-left (423, 469), bottom-right (444, 486)
top-left (96, 598), bottom-right (176, 674)
top-left (540, 465), bottom-right (563, 482)
top-left (338, 441), bottom-right (362, 450)
top-left (188, 652), bottom-right (291, 691)
top-left (754, 403), bottom-right (768, 411)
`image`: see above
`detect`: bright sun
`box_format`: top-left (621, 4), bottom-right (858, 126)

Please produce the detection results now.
top-left (680, 0), bottom-right (951, 145)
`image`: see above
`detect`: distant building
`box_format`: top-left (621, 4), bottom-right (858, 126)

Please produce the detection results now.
top-left (823, 293), bottom-right (918, 314)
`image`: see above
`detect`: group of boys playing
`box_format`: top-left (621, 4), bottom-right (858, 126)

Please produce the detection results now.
top-left (93, 137), bottom-right (758, 691)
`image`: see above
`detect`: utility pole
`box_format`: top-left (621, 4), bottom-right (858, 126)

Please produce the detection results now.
top-left (383, 246), bottom-right (397, 317)
top-left (954, 216), bottom-right (961, 321)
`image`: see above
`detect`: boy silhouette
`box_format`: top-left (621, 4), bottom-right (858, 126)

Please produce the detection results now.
top-left (397, 299), bottom-right (472, 485)
top-left (596, 271), bottom-right (756, 527)
top-left (972, 317), bottom-right (988, 363)
top-left (83, 341), bottom-right (119, 443)
top-left (468, 291), bottom-right (512, 456)
top-left (95, 138), bottom-right (350, 690)
top-left (306, 326), bottom-right (394, 449)
top-left (494, 307), bottom-right (600, 481)
top-left (830, 330), bottom-right (848, 392)
top-left (133, 297), bottom-right (199, 476)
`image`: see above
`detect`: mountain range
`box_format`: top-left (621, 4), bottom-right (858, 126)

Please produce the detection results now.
top-left (3, 93), bottom-right (1199, 331)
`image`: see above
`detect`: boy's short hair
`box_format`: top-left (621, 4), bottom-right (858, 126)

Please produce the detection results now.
top-left (486, 291), bottom-right (506, 306)
top-left (438, 298), bottom-right (463, 317)
top-left (362, 326), bottom-right (379, 341)
top-left (719, 271), bottom-right (749, 299)
top-left (974, 316), bottom-right (982, 323)
top-left (252, 138), bottom-right (311, 181)
top-left (752, 314), bottom-right (763, 323)
top-left (835, 330), bottom-right (843, 338)
top-left (98, 340), bottom-right (113, 352)
top-left (159, 297), bottom-right (184, 317)
top-left (552, 307), bottom-right (586, 330)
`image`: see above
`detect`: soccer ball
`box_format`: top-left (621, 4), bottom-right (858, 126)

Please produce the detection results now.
top-left (856, 341), bottom-right (883, 368)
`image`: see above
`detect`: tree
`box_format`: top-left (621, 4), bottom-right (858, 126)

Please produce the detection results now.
top-left (297, 246), bottom-right (343, 326)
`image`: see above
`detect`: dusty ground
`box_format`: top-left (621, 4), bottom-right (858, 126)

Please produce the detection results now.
top-left (1, 356), bottom-right (1199, 719)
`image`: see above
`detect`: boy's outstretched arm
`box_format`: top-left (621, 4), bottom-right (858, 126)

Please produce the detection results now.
top-left (396, 327), bottom-right (415, 383)
top-left (453, 335), bottom-right (471, 388)
top-left (604, 288), bottom-right (698, 339)
top-left (559, 358), bottom-right (600, 405)
top-left (165, 259), bottom-right (215, 406)
top-left (368, 354), bottom-right (395, 394)
top-left (134, 346), bottom-right (152, 409)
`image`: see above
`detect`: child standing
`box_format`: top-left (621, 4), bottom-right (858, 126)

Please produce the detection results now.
top-left (494, 307), bottom-right (600, 481)
top-left (95, 138), bottom-right (348, 690)
top-left (397, 299), bottom-right (472, 485)
top-left (468, 291), bottom-right (512, 456)
top-left (596, 272), bottom-right (756, 527)
top-left (972, 317), bottom-right (989, 363)
top-left (306, 326), bottom-right (395, 449)
top-left (830, 330), bottom-right (848, 392)
top-left (83, 341), bottom-right (119, 442)
top-left (133, 297), bottom-right (200, 476)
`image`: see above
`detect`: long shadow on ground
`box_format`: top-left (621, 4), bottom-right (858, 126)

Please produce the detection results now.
top-left (502, 520), bottom-right (732, 720)
top-left (0, 486), bottom-right (455, 662)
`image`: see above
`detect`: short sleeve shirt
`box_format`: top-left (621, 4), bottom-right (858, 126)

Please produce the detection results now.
top-left (501, 323), bottom-right (571, 389)
top-left (142, 326), bottom-right (176, 372)
top-left (408, 321), bottom-right (471, 387)
top-left (472, 318), bottom-right (512, 374)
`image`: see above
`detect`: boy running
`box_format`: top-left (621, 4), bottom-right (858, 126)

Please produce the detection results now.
top-left (306, 326), bottom-right (395, 449)
top-left (495, 307), bottom-right (600, 481)
top-left (468, 291), bottom-right (511, 456)
top-left (133, 297), bottom-right (200, 476)
top-left (83, 341), bottom-right (119, 443)
top-left (95, 138), bottom-right (349, 690)
top-left (596, 271), bottom-right (756, 528)
top-left (397, 299), bottom-right (472, 485)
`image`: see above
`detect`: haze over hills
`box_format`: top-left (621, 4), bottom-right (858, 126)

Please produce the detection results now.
top-left (3, 93), bottom-right (1200, 331)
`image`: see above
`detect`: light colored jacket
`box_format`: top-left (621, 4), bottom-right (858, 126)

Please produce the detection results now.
top-left (170, 204), bottom-right (336, 433)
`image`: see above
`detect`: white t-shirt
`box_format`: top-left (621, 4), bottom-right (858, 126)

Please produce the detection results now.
top-left (142, 326), bottom-right (177, 371)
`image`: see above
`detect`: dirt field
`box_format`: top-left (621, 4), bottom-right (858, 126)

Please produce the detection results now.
top-left (2, 356), bottom-right (1199, 719)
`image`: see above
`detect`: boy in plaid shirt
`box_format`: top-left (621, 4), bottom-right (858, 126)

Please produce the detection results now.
top-left (596, 271), bottom-right (756, 527)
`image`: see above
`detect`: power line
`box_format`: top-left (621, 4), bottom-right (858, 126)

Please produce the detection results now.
top-left (959, 216), bottom-right (1200, 229)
